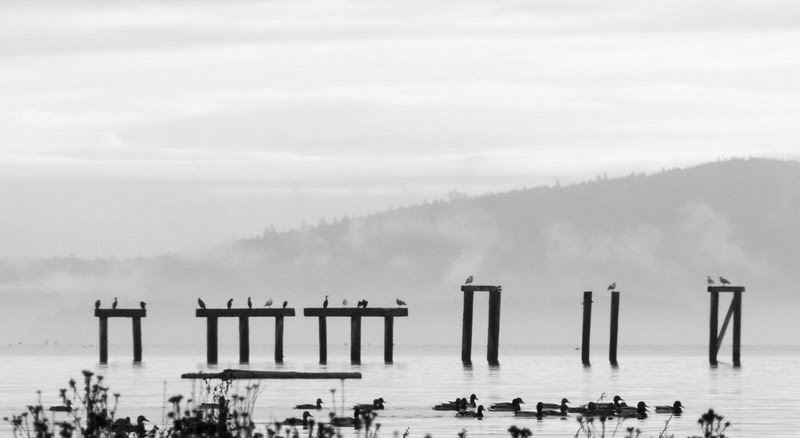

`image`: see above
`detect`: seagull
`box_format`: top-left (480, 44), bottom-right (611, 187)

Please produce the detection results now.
top-left (719, 276), bottom-right (731, 285)
top-left (198, 298), bottom-right (206, 309)
top-left (396, 298), bottom-right (407, 307)
top-left (607, 282), bottom-right (616, 291)
top-left (323, 295), bottom-right (329, 308)
top-left (465, 276), bottom-right (473, 284)
top-left (95, 299), bottom-right (101, 309)
top-left (264, 299), bottom-right (273, 307)
top-left (707, 276), bottom-right (715, 285)
top-left (282, 300), bottom-right (288, 309)
top-left (342, 298), bottom-right (348, 306)
top-left (112, 297), bottom-right (119, 309)
top-left (140, 301), bottom-right (146, 310)
top-left (247, 297), bottom-right (252, 309)
top-left (227, 298), bottom-right (233, 309)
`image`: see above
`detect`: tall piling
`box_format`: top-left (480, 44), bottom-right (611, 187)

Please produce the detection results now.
top-left (581, 291), bottom-right (592, 366)
top-left (351, 316), bottom-right (362, 365)
top-left (708, 290), bottom-right (719, 366)
top-left (132, 317), bottom-right (142, 363)
top-left (732, 290), bottom-right (742, 367)
top-left (609, 291), bottom-right (620, 366)
top-left (239, 316), bottom-right (250, 364)
top-left (384, 316), bottom-right (395, 363)
top-left (207, 317), bottom-right (218, 364)
top-left (461, 290), bottom-right (474, 366)
top-left (318, 317), bottom-right (328, 364)
top-left (99, 316), bottom-right (108, 364)
top-left (487, 290), bottom-right (501, 366)
top-left (275, 316), bottom-right (285, 364)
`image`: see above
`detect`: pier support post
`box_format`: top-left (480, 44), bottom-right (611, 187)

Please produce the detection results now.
top-left (207, 317), bottom-right (218, 365)
top-left (318, 317), bottom-right (327, 364)
top-left (351, 316), bottom-right (362, 365)
top-left (132, 317), bottom-right (142, 363)
top-left (581, 291), bottom-right (592, 366)
top-left (461, 290), bottom-right (474, 366)
top-left (99, 316), bottom-right (108, 364)
top-left (384, 316), bottom-right (394, 364)
top-left (609, 291), bottom-right (619, 366)
top-left (275, 316), bottom-right (284, 364)
top-left (487, 290), bottom-right (501, 366)
top-left (239, 316), bottom-right (250, 364)
top-left (708, 290), bottom-right (719, 366)
top-left (732, 290), bottom-right (742, 367)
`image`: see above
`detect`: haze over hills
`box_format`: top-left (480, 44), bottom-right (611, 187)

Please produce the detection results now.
top-left (2, 158), bottom-right (799, 350)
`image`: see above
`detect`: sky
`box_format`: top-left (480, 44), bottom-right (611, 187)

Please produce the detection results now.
top-left (2, 0), bottom-right (800, 258)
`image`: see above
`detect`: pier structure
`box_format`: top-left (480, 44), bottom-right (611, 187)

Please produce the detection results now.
top-left (196, 308), bottom-right (295, 364)
top-left (581, 291), bottom-right (592, 366)
top-left (460, 284), bottom-right (502, 366)
top-left (609, 290), bottom-right (620, 366)
top-left (708, 285), bottom-right (744, 367)
top-left (303, 307), bottom-right (408, 364)
top-left (94, 308), bottom-right (146, 364)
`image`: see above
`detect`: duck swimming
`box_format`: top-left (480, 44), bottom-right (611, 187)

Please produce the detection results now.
top-left (541, 398), bottom-right (570, 410)
top-left (330, 407), bottom-right (362, 427)
top-left (455, 405), bottom-right (484, 419)
top-left (617, 401), bottom-right (648, 419)
top-left (282, 411), bottom-right (314, 427)
top-left (433, 397), bottom-right (465, 411)
top-left (489, 397), bottom-right (525, 411)
top-left (354, 398), bottom-right (385, 412)
top-left (596, 395), bottom-right (627, 411)
top-left (294, 398), bottom-right (324, 410)
top-left (655, 400), bottom-right (684, 415)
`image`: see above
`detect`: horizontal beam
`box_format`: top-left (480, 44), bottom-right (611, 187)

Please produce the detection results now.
top-left (181, 369), bottom-right (362, 380)
top-left (303, 308), bottom-right (408, 317)
top-left (461, 285), bottom-right (501, 293)
top-left (196, 308), bottom-right (295, 318)
top-left (707, 286), bottom-right (745, 293)
top-left (94, 309), bottom-right (146, 318)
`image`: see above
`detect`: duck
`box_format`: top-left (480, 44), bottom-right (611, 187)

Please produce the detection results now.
top-left (463, 393), bottom-right (479, 408)
top-left (596, 395), bottom-right (627, 411)
top-left (655, 400), bottom-right (684, 415)
top-left (110, 415), bottom-right (148, 435)
top-left (330, 407), bottom-right (362, 427)
top-left (433, 397), bottom-right (464, 411)
top-left (294, 398), bottom-right (324, 410)
top-left (541, 398), bottom-right (570, 410)
top-left (455, 405), bottom-right (484, 419)
top-left (354, 398), bottom-right (385, 412)
top-left (512, 405), bottom-right (541, 418)
top-left (282, 411), bottom-right (313, 427)
top-left (489, 397), bottom-right (525, 411)
top-left (538, 402), bottom-right (568, 417)
top-left (617, 401), bottom-right (648, 419)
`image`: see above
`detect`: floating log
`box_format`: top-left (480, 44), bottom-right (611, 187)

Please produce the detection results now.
top-left (181, 370), bottom-right (362, 380)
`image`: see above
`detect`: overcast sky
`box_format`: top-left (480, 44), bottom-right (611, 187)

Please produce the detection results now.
top-left (2, 0), bottom-right (800, 258)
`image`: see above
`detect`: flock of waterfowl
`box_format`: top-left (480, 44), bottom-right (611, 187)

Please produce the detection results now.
top-left (281, 395), bottom-right (683, 427)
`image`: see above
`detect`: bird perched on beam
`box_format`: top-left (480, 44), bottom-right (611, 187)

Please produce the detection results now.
top-left (607, 282), bottom-right (616, 291)
top-left (227, 298), bottom-right (233, 309)
top-left (342, 298), bottom-right (348, 306)
top-left (396, 298), bottom-right (407, 307)
top-left (198, 298), bottom-right (206, 309)
top-left (140, 301), bottom-right (146, 310)
top-left (95, 299), bottom-right (101, 309)
top-left (264, 299), bottom-right (273, 307)
top-left (112, 297), bottom-right (119, 309)
top-left (465, 276), bottom-right (473, 284)
top-left (323, 295), bottom-right (329, 308)
top-left (247, 297), bottom-right (252, 309)
top-left (707, 276), bottom-right (715, 285)
top-left (719, 276), bottom-right (731, 285)
top-left (282, 300), bottom-right (288, 309)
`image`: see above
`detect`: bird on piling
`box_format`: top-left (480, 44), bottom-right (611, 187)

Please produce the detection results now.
top-left (95, 299), bottom-right (101, 309)
top-left (707, 276), bottom-right (715, 285)
top-left (323, 295), bottom-right (329, 308)
top-left (227, 298), bottom-right (233, 309)
top-left (198, 298), bottom-right (206, 309)
top-left (140, 301), bottom-right (146, 310)
top-left (282, 300), bottom-right (288, 309)
top-left (343, 298), bottom-right (348, 306)
top-left (465, 276), bottom-right (473, 284)
top-left (655, 400), bottom-right (684, 415)
top-left (264, 299), bottom-right (273, 307)
top-left (294, 398), bottom-right (324, 410)
top-left (362, 300), bottom-right (368, 308)
top-left (455, 405), bottom-right (484, 419)
top-left (719, 276), bottom-right (731, 285)
top-left (357, 300), bottom-right (363, 308)
top-left (112, 297), bottom-right (119, 309)
top-left (396, 298), bottom-right (407, 307)
top-left (607, 282), bottom-right (616, 291)
top-left (247, 297), bottom-right (252, 309)
top-left (282, 411), bottom-right (313, 427)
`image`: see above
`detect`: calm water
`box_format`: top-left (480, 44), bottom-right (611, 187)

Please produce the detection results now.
top-left (2, 344), bottom-right (798, 437)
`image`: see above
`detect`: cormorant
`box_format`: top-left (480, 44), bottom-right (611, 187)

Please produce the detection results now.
top-left (247, 297), bottom-right (252, 309)
top-left (95, 299), bottom-right (101, 309)
top-left (362, 300), bottom-right (368, 308)
top-left (465, 275), bottom-right (473, 284)
top-left (282, 300), bottom-right (288, 309)
top-left (396, 298), bottom-right (407, 307)
top-left (323, 295), bottom-right (329, 308)
top-left (227, 298), bottom-right (233, 309)
top-left (198, 298), bottom-right (206, 309)
top-left (112, 297), bottom-right (118, 309)
top-left (140, 301), bottom-right (146, 310)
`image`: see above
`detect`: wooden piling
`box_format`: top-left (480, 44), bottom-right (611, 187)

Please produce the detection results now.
top-left (487, 290), bottom-right (501, 366)
top-left (609, 291), bottom-right (619, 366)
top-left (351, 316), bottom-right (362, 365)
top-left (708, 290), bottom-right (719, 366)
top-left (207, 317), bottom-right (218, 364)
top-left (275, 316), bottom-right (284, 364)
top-left (99, 316), bottom-right (108, 364)
top-left (732, 290), bottom-right (742, 367)
top-left (132, 317), bottom-right (142, 363)
top-left (318, 316), bottom-right (327, 364)
top-left (384, 316), bottom-right (394, 363)
top-left (581, 291), bottom-right (592, 366)
top-left (461, 290), bottom-right (474, 366)
top-left (239, 316), bottom-right (250, 364)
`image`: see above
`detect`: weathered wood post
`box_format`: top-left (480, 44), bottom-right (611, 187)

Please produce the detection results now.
top-left (581, 291), bottom-right (592, 366)
top-left (351, 316), bottom-right (362, 365)
top-left (207, 316), bottom-right (219, 365)
top-left (99, 316), bottom-right (108, 364)
top-left (461, 289), bottom-right (474, 366)
top-left (609, 291), bottom-right (620, 366)
top-left (708, 285), bottom-right (744, 367)
top-left (94, 307), bottom-right (147, 364)
top-left (239, 316), bottom-right (250, 364)
top-left (132, 316), bottom-right (142, 363)
top-left (318, 316), bottom-right (328, 364)
top-left (487, 289), bottom-right (501, 366)
top-left (275, 316), bottom-right (285, 364)
top-left (384, 316), bottom-right (394, 363)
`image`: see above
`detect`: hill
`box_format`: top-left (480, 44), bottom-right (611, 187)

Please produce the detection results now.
top-left (2, 158), bottom-right (798, 349)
